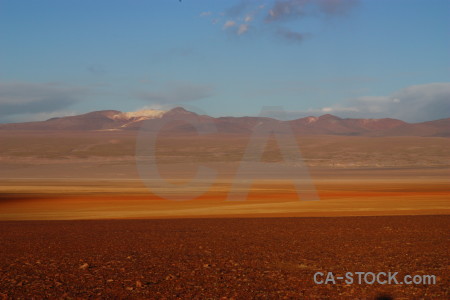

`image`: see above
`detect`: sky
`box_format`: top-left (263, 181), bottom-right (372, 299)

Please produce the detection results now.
top-left (0, 0), bottom-right (449, 123)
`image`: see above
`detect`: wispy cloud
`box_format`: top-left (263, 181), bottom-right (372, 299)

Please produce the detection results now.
top-left (2, 110), bottom-right (78, 123)
top-left (226, 0), bottom-right (253, 17)
top-left (203, 0), bottom-right (359, 43)
top-left (265, 0), bottom-right (307, 23)
top-left (276, 27), bottom-right (307, 42)
top-left (87, 64), bottom-right (107, 75)
top-left (262, 82), bottom-right (450, 122)
top-left (0, 81), bottom-right (89, 122)
top-left (238, 24), bottom-right (249, 35)
top-left (135, 82), bottom-right (214, 105)
top-left (200, 11), bottom-right (212, 17)
top-left (223, 20), bottom-right (236, 29)
top-left (265, 0), bottom-right (358, 22)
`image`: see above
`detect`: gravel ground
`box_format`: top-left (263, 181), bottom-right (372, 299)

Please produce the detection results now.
top-left (0, 216), bottom-right (448, 299)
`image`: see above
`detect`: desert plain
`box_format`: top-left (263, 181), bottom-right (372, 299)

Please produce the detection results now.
top-left (0, 130), bottom-right (449, 298)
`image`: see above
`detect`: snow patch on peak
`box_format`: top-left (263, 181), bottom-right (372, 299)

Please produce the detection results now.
top-left (306, 116), bottom-right (318, 123)
top-left (112, 109), bottom-right (166, 120)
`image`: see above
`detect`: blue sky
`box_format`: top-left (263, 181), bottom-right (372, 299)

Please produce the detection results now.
top-left (0, 0), bottom-right (449, 123)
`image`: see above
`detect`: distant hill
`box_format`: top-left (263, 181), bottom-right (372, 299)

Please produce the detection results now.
top-left (0, 107), bottom-right (449, 137)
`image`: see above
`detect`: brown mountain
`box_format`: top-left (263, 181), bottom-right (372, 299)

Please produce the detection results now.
top-left (381, 118), bottom-right (450, 137)
top-left (0, 107), bottom-right (448, 137)
top-left (0, 110), bottom-right (123, 131)
top-left (288, 115), bottom-right (409, 136)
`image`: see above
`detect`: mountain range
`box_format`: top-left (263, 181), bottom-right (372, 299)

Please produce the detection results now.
top-left (0, 107), bottom-right (449, 137)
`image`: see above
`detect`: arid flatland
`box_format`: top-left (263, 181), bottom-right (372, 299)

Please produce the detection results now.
top-left (0, 130), bottom-right (448, 298)
top-left (1, 131), bottom-right (449, 220)
top-left (0, 216), bottom-right (448, 299)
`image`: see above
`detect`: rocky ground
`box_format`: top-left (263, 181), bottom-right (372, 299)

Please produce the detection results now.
top-left (0, 216), bottom-right (448, 299)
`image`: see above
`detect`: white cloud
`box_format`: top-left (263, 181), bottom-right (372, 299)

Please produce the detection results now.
top-left (237, 24), bottom-right (249, 35)
top-left (208, 0), bottom-right (359, 43)
top-left (263, 82), bottom-right (450, 122)
top-left (223, 20), bottom-right (236, 29)
top-left (322, 83), bottom-right (450, 121)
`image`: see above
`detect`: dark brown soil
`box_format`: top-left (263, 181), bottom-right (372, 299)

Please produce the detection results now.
top-left (0, 216), bottom-right (448, 299)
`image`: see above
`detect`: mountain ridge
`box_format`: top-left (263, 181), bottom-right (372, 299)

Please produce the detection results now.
top-left (0, 107), bottom-right (448, 137)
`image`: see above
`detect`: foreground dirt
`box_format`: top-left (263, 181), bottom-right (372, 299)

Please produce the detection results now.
top-left (0, 216), bottom-right (448, 299)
